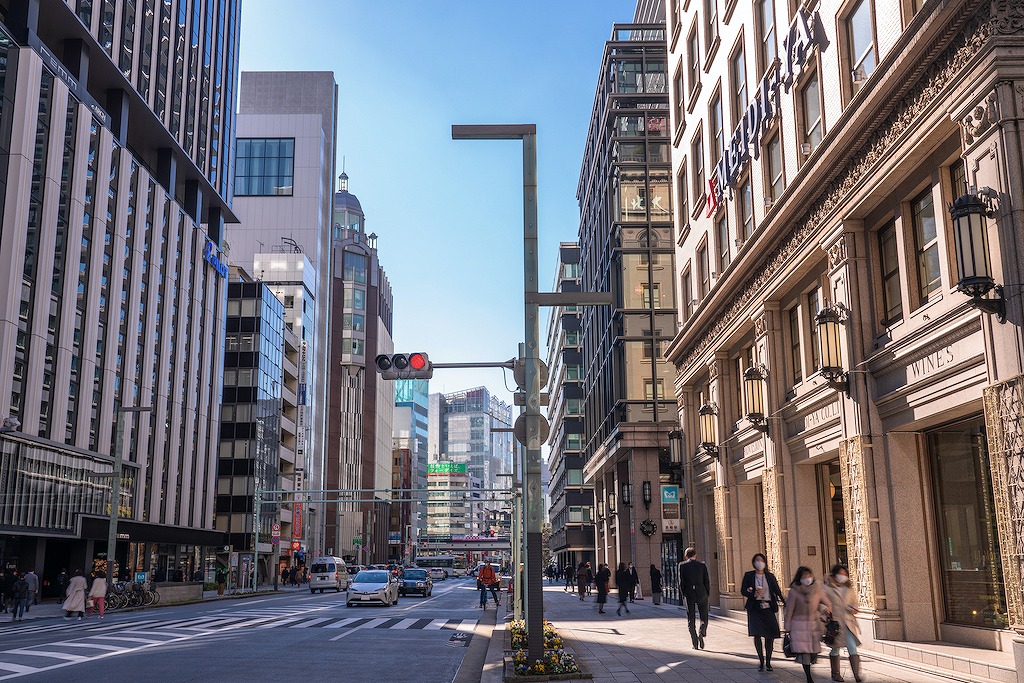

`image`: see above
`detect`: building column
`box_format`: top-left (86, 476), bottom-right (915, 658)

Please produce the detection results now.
top-left (753, 305), bottom-right (788, 580)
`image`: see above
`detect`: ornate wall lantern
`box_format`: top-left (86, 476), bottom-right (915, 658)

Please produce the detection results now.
top-left (596, 498), bottom-right (605, 520)
top-left (642, 481), bottom-right (652, 509)
top-left (949, 189), bottom-right (1006, 322)
top-left (698, 402), bottom-right (719, 459)
top-left (620, 482), bottom-right (632, 507)
top-left (742, 365), bottom-right (768, 429)
top-left (815, 305), bottom-right (848, 391)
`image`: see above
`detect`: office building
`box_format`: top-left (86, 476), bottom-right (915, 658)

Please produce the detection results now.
top-left (325, 174), bottom-right (395, 565)
top-left (545, 243), bottom-right (594, 573)
top-left (0, 0), bottom-right (238, 584)
top-left (396, 378), bottom-right (430, 543)
top-left (578, 3), bottom-right (682, 601)
top-left (218, 270), bottom-right (283, 585)
top-left (664, 0), bottom-right (1024, 674)
top-left (427, 387), bottom-right (513, 537)
top-left (230, 71), bottom-right (338, 559)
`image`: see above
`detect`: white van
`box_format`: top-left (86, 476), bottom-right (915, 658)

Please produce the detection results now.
top-left (309, 556), bottom-right (349, 593)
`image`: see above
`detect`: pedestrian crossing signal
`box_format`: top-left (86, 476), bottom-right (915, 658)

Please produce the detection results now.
top-left (375, 353), bottom-right (432, 380)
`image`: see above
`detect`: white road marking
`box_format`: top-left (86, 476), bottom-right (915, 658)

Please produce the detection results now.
top-left (390, 618), bottom-right (419, 629)
top-left (323, 618), bottom-right (360, 629)
top-left (424, 619), bottom-right (449, 630)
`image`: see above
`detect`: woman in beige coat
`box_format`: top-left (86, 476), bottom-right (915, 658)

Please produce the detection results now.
top-left (87, 573), bottom-right (108, 619)
top-left (62, 569), bottom-right (88, 620)
top-left (785, 566), bottom-right (832, 683)
top-left (821, 565), bottom-right (863, 682)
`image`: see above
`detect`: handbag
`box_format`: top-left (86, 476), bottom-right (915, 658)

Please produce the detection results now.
top-left (822, 618), bottom-right (841, 647)
top-left (782, 632), bottom-right (795, 658)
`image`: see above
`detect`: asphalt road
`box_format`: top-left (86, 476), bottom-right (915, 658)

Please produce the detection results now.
top-left (0, 575), bottom-right (490, 682)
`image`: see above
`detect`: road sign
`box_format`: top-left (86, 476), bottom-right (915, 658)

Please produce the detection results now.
top-left (513, 413), bottom-right (550, 447)
top-left (271, 536), bottom-right (280, 545)
top-left (272, 523), bottom-right (281, 533)
top-left (513, 358), bottom-right (549, 388)
top-left (353, 537), bottom-right (362, 546)
top-left (291, 541), bottom-right (301, 550)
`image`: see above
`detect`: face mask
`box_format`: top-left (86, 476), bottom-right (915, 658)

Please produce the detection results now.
top-left (835, 574), bottom-right (849, 584)
top-left (754, 561), bottom-right (766, 571)
top-left (801, 577), bottom-right (814, 586)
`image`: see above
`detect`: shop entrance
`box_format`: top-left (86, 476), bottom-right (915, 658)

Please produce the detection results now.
top-left (817, 460), bottom-right (848, 571)
top-left (929, 418), bottom-right (1007, 629)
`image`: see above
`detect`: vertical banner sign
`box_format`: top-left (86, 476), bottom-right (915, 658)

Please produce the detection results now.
top-left (293, 503), bottom-right (303, 541)
top-left (661, 485), bottom-right (681, 533)
top-left (296, 341), bottom-right (308, 461)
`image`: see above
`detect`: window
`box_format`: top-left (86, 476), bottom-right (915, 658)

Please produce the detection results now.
top-left (738, 179), bottom-right (753, 240)
top-left (342, 251), bottom-right (367, 284)
top-left (692, 132), bottom-right (706, 202)
top-left (704, 0), bottom-right (719, 53)
top-left (765, 132), bottom-right (784, 201)
top-left (673, 64), bottom-right (686, 129)
top-left (644, 379), bottom-right (666, 401)
top-left (716, 214), bottom-right (730, 273)
top-left (677, 166), bottom-right (689, 222)
top-left (698, 243), bottom-right (711, 298)
top-left (687, 25), bottom-right (701, 94)
top-left (950, 159), bottom-right (967, 198)
top-left (758, 0), bottom-right (777, 75)
top-left (671, 0), bottom-right (683, 36)
top-left (342, 313), bottom-right (365, 331)
top-left (789, 306), bottom-right (803, 384)
top-left (682, 267), bottom-right (693, 321)
top-left (847, 0), bottom-right (877, 95)
top-left (342, 338), bottom-right (364, 356)
top-left (801, 72), bottom-right (823, 152)
top-left (807, 290), bottom-right (821, 371)
top-left (878, 221), bottom-right (903, 323)
top-left (641, 283), bottom-right (661, 309)
top-left (343, 287), bottom-right (365, 310)
top-left (732, 48), bottom-right (748, 126)
top-left (710, 93), bottom-right (724, 166)
top-left (911, 188), bottom-right (941, 303)
top-left (234, 138), bottom-right (295, 196)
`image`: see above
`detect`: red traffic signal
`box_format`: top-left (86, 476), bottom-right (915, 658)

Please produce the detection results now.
top-left (374, 353), bottom-right (432, 380)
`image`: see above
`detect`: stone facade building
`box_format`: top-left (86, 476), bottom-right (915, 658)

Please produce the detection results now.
top-left (664, 0), bottom-right (1024, 675)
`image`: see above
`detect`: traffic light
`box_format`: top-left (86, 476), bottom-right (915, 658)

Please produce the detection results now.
top-left (374, 353), bottom-right (432, 380)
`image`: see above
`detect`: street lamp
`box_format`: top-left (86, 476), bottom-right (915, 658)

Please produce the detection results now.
top-left (607, 488), bottom-right (616, 515)
top-left (641, 481), bottom-right (652, 509)
top-left (743, 365), bottom-right (768, 429)
top-left (620, 482), bottom-right (632, 507)
top-left (698, 402), bottom-right (719, 459)
top-left (949, 189), bottom-right (1006, 322)
top-left (596, 498), bottom-right (605, 520)
top-left (815, 306), bottom-right (848, 390)
top-left (668, 427), bottom-right (683, 467)
top-left (107, 405), bottom-right (152, 588)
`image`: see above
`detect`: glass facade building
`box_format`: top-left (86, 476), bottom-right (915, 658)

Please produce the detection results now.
top-left (0, 0), bottom-right (237, 584)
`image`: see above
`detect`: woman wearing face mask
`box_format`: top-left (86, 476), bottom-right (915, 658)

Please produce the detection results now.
top-left (785, 566), bottom-right (832, 683)
top-left (821, 565), bottom-right (862, 682)
top-left (741, 553), bottom-right (785, 671)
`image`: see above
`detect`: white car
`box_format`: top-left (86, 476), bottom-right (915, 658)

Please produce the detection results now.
top-left (346, 570), bottom-right (399, 607)
top-left (428, 567), bottom-right (448, 581)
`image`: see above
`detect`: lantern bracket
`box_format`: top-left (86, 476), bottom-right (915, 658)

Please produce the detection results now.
top-left (967, 285), bottom-right (1006, 323)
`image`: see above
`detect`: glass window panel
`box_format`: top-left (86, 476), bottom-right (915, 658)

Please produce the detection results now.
top-left (912, 188), bottom-right (941, 303)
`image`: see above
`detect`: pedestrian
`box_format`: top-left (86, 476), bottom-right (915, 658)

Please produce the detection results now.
top-left (678, 547), bottom-right (711, 649)
top-left (87, 573), bottom-right (107, 619)
top-left (56, 568), bottom-right (69, 599)
top-left (24, 569), bottom-right (38, 610)
top-left (10, 572), bottom-right (29, 622)
top-left (477, 562), bottom-right (500, 609)
top-left (563, 564), bottom-right (575, 592)
top-left (627, 562), bottom-right (640, 602)
top-left (576, 562), bottom-right (588, 601)
top-left (2, 569), bottom-right (16, 612)
top-left (585, 561), bottom-right (594, 596)
top-left (281, 566), bottom-right (289, 587)
top-left (0, 569), bottom-right (8, 613)
top-left (614, 562), bottom-right (631, 616)
top-left (785, 566), bottom-right (833, 683)
top-left (216, 567), bottom-right (227, 596)
top-left (650, 564), bottom-right (663, 605)
top-left (62, 569), bottom-right (88, 621)
top-left (595, 563), bottom-right (610, 614)
top-left (742, 553), bottom-right (785, 672)
top-left (821, 564), bottom-right (863, 682)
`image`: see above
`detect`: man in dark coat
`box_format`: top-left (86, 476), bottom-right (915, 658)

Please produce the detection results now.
top-left (678, 547), bottom-right (711, 649)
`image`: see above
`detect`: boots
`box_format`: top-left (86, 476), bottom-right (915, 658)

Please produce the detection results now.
top-left (850, 655), bottom-right (864, 682)
top-left (830, 655), bottom-right (845, 682)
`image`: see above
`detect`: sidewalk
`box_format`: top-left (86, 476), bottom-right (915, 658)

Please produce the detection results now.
top-left (0, 583), bottom-right (307, 623)
top-left (513, 586), bottom-right (1010, 683)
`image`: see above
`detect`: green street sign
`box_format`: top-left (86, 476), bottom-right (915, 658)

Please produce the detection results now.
top-left (353, 537), bottom-right (362, 546)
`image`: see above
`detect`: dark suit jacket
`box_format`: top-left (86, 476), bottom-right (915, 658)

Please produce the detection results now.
top-left (679, 559), bottom-right (710, 601)
top-left (741, 570), bottom-right (785, 612)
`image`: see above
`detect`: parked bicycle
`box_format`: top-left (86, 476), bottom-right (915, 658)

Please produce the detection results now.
top-left (105, 581), bottom-right (160, 611)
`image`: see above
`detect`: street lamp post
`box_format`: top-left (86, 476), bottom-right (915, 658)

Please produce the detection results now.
top-left (107, 406), bottom-right (151, 588)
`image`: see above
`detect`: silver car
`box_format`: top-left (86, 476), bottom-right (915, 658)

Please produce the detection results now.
top-left (346, 570), bottom-right (399, 607)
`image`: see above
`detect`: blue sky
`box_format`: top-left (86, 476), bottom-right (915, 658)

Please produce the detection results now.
top-left (239, 1), bottom-right (636, 404)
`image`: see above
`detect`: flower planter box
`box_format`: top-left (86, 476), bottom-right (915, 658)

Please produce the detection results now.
top-left (503, 658), bottom-right (592, 682)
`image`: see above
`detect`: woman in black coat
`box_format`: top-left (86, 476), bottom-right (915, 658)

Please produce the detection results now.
top-left (614, 562), bottom-right (631, 616)
top-left (741, 552), bottom-right (785, 672)
top-left (595, 564), bottom-right (611, 613)
top-left (650, 564), bottom-right (663, 604)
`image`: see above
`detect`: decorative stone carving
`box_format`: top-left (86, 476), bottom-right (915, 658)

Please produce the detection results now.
top-left (762, 466), bottom-right (785, 579)
top-left (676, 3), bottom-right (996, 376)
top-left (753, 312), bottom-right (769, 338)
top-left (714, 485), bottom-right (731, 592)
top-left (961, 90), bottom-right (999, 147)
top-left (983, 375), bottom-right (1024, 631)
top-left (708, 361), bottom-right (719, 380)
top-left (991, 0), bottom-right (1024, 34)
top-left (839, 436), bottom-right (877, 610)
top-left (826, 234), bottom-right (848, 270)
